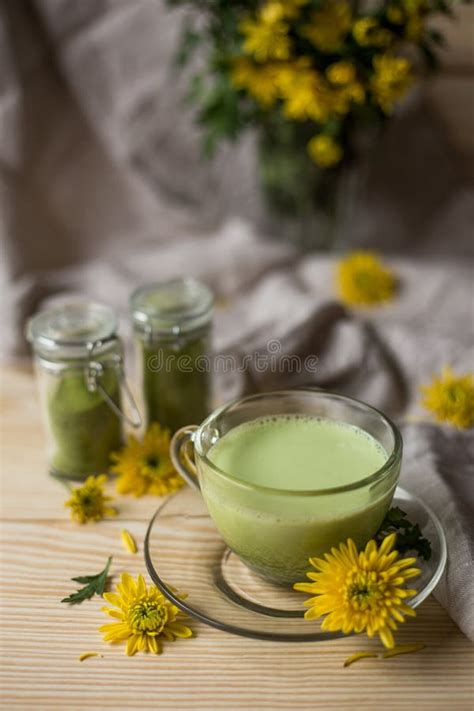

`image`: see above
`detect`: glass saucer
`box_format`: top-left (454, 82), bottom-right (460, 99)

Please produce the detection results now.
top-left (144, 486), bottom-right (447, 642)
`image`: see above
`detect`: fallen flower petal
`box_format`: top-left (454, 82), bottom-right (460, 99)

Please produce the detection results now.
top-left (344, 651), bottom-right (378, 667)
top-left (79, 652), bottom-right (103, 662)
top-left (121, 528), bottom-right (138, 554)
top-left (382, 643), bottom-right (425, 659)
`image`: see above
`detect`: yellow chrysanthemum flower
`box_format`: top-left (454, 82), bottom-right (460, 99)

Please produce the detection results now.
top-left (371, 53), bottom-right (414, 114)
top-left (100, 573), bottom-right (192, 656)
top-left (403, 0), bottom-right (428, 13)
top-left (353, 17), bottom-right (393, 48)
top-left (386, 4), bottom-right (405, 24)
top-left (111, 423), bottom-right (184, 497)
top-left (280, 65), bottom-right (333, 122)
top-left (65, 475), bottom-right (117, 524)
top-left (338, 81), bottom-right (365, 109)
top-left (326, 61), bottom-right (356, 86)
top-left (308, 135), bottom-right (343, 168)
top-left (240, 14), bottom-right (291, 62)
top-left (294, 534), bottom-right (420, 649)
top-left (325, 62), bottom-right (365, 114)
top-left (387, 0), bottom-right (426, 26)
top-left (302, 1), bottom-right (352, 52)
top-left (272, 56), bottom-right (311, 90)
top-left (336, 251), bottom-right (397, 306)
top-left (421, 367), bottom-right (474, 429)
top-left (259, 1), bottom-right (286, 23)
top-left (230, 58), bottom-right (280, 107)
top-left (260, 0), bottom-right (308, 23)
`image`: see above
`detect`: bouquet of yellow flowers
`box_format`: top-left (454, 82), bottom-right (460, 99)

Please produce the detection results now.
top-left (170, 0), bottom-right (463, 243)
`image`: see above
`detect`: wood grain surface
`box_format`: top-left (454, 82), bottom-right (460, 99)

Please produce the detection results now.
top-left (1, 364), bottom-right (473, 710)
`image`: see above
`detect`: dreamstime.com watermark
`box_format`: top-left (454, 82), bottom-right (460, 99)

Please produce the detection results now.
top-left (146, 339), bottom-right (318, 375)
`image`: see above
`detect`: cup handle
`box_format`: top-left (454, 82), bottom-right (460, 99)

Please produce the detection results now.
top-left (170, 426), bottom-right (201, 491)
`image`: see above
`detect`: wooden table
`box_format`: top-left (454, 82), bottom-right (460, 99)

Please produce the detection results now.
top-left (1, 363), bottom-right (473, 710)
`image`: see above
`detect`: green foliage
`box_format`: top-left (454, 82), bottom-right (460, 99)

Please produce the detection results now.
top-left (175, 24), bottom-right (202, 67)
top-left (376, 508), bottom-right (432, 560)
top-left (61, 557), bottom-right (113, 605)
top-left (198, 75), bottom-right (243, 155)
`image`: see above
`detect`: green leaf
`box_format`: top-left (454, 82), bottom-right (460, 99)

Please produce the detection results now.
top-left (61, 557), bottom-right (113, 605)
top-left (433, 1), bottom-right (455, 18)
top-left (420, 42), bottom-right (440, 72)
top-left (175, 24), bottom-right (202, 67)
top-left (375, 508), bottom-right (432, 560)
top-left (196, 73), bottom-right (244, 155)
top-left (427, 29), bottom-right (445, 46)
top-left (382, 506), bottom-right (406, 523)
top-left (186, 73), bottom-right (206, 103)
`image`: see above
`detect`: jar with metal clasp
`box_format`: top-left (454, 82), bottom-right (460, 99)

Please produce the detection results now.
top-left (27, 301), bottom-right (141, 480)
top-left (130, 278), bottom-right (214, 433)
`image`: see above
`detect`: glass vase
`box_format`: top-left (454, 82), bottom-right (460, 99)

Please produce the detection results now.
top-left (258, 120), bottom-right (370, 252)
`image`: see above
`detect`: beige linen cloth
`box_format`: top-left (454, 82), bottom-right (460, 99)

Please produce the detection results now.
top-left (0, 1), bottom-right (473, 639)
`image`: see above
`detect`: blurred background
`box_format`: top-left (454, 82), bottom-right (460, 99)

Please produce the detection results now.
top-left (0, 0), bottom-right (473, 358)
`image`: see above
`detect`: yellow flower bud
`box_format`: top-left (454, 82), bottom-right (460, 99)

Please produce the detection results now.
top-left (326, 61), bottom-right (356, 86)
top-left (353, 17), bottom-right (393, 47)
top-left (307, 135), bottom-right (343, 168)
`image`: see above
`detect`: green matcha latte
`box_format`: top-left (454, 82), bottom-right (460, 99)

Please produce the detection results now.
top-left (198, 414), bottom-right (398, 584)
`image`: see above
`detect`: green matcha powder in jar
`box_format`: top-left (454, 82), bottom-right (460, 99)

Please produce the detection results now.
top-left (27, 301), bottom-right (140, 480)
top-left (130, 278), bottom-right (214, 433)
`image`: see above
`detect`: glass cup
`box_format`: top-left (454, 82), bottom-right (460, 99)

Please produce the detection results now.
top-left (170, 390), bottom-right (402, 584)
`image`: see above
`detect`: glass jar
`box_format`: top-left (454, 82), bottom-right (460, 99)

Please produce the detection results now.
top-left (27, 301), bottom-right (140, 480)
top-left (131, 278), bottom-right (214, 433)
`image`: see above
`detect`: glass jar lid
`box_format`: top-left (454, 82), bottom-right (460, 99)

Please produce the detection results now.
top-left (26, 301), bottom-right (119, 360)
top-left (130, 278), bottom-right (214, 336)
